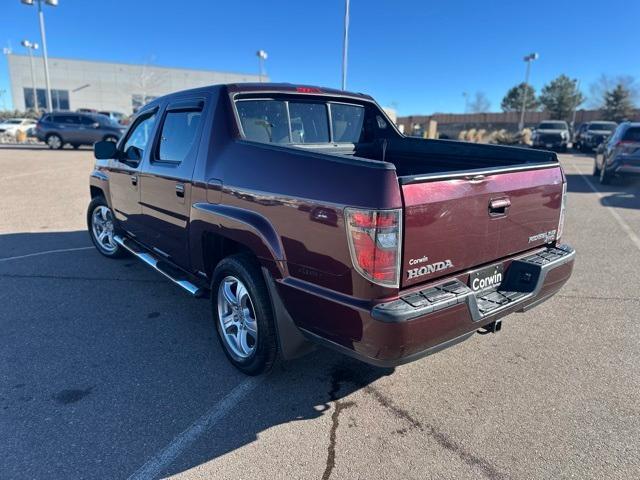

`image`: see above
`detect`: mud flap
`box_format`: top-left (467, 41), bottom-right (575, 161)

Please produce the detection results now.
top-left (261, 267), bottom-right (316, 360)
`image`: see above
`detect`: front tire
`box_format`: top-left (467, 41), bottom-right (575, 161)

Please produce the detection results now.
top-left (211, 254), bottom-right (278, 375)
top-left (87, 196), bottom-right (126, 258)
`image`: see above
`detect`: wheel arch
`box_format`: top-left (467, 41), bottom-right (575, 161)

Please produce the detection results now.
top-left (190, 203), bottom-right (285, 280)
top-left (89, 170), bottom-right (112, 207)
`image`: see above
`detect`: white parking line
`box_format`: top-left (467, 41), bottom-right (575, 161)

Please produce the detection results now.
top-left (566, 158), bottom-right (640, 252)
top-left (0, 246), bottom-right (94, 263)
top-left (127, 377), bottom-right (263, 480)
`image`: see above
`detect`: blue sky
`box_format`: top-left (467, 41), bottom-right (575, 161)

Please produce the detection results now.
top-left (1, 0), bottom-right (638, 115)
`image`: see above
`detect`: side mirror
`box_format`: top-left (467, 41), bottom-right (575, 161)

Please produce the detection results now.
top-left (94, 140), bottom-right (117, 159)
top-left (125, 145), bottom-right (143, 162)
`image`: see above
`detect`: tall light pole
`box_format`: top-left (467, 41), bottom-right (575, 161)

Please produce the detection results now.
top-left (21, 40), bottom-right (39, 112)
top-left (256, 50), bottom-right (267, 82)
top-left (518, 52), bottom-right (538, 131)
top-left (21, 0), bottom-right (57, 112)
top-left (341, 0), bottom-right (350, 90)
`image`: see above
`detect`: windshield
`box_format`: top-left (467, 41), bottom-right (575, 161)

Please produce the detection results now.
top-left (538, 122), bottom-right (567, 130)
top-left (588, 123), bottom-right (616, 131)
top-left (236, 98), bottom-right (366, 144)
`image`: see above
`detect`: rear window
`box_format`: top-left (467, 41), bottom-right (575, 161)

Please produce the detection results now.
top-left (236, 99), bottom-right (366, 144)
top-left (622, 127), bottom-right (640, 142)
top-left (331, 104), bottom-right (365, 143)
top-left (289, 102), bottom-right (329, 143)
top-left (588, 123), bottom-right (616, 131)
top-left (539, 122), bottom-right (567, 130)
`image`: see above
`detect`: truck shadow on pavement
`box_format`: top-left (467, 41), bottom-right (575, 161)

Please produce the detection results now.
top-left (564, 173), bottom-right (640, 210)
top-left (0, 230), bottom-right (394, 479)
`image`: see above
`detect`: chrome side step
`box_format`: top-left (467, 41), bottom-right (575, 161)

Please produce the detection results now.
top-left (114, 235), bottom-right (204, 297)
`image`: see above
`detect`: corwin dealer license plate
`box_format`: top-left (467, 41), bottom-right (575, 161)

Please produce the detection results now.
top-left (469, 263), bottom-right (504, 292)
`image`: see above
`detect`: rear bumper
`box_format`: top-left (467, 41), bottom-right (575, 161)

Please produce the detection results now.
top-left (277, 244), bottom-right (575, 367)
top-left (606, 157), bottom-right (640, 176)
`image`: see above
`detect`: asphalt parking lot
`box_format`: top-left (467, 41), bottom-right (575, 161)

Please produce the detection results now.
top-left (1, 146), bottom-right (639, 480)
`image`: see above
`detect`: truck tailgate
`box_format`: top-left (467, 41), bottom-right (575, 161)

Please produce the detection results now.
top-left (401, 165), bottom-right (564, 288)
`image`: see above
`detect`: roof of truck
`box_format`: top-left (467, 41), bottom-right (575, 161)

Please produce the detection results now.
top-left (144, 83), bottom-right (375, 108)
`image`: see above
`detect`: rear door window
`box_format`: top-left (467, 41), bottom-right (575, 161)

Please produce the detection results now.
top-left (157, 110), bottom-right (202, 163)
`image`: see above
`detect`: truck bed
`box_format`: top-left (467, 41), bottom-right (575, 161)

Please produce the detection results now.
top-left (296, 137), bottom-right (558, 178)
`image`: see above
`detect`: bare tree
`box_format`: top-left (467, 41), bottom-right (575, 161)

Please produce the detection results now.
top-left (468, 91), bottom-right (491, 113)
top-left (129, 55), bottom-right (166, 111)
top-left (588, 74), bottom-right (639, 109)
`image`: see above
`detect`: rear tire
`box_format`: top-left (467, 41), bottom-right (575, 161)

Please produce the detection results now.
top-left (46, 134), bottom-right (63, 150)
top-left (87, 196), bottom-right (126, 258)
top-left (593, 159), bottom-right (601, 177)
top-left (599, 163), bottom-right (612, 185)
top-left (211, 254), bottom-right (278, 375)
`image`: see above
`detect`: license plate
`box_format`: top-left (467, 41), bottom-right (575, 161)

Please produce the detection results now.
top-left (469, 263), bottom-right (504, 292)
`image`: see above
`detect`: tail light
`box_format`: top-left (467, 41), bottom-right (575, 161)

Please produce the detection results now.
top-left (617, 140), bottom-right (639, 154)
top-left (557, 181), bottom-right (567, 241)
top-left (345, 208), bottom-right (402, 287)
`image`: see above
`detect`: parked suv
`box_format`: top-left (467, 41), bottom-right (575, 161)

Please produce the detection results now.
top-left (575, 121), bottom-right (617, 152)
top-left (36, 111), bottom-right (124, 149)
top-left (531, 121), bottom-right (571, 151)
top-left (88, 83), bottom-right (574, 375)
top-left (594, 122), bottom-right (640, 184)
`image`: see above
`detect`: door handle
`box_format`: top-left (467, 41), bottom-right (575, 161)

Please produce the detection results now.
top-left (489, 198), bottom-right (511, 216)
top-left (130, 174), bottom-right (138, 186)
top-left (175, 183), bottom-right (185, 198)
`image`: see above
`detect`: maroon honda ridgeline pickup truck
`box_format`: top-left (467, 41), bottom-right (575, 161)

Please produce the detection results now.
top-left (88, 83), bottom-right (575, 375)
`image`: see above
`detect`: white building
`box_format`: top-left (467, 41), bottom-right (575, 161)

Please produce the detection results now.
top-left (6, 54), bottom-right (263, 114)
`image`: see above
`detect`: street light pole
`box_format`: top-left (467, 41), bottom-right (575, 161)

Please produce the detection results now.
top-left (341, 0), bottom-right (350, 90)
top-left (256, 50), bottom-right (267, 82)
top-left (21, 0), bottom-right (57, 112)
top-left (21, 40), bottom-right (39, 112)
top-left (518, 52), bottom-right (538, 132)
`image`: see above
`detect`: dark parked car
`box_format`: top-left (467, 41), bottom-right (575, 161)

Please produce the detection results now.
top-left (575, 121), bottom-right (617, 152)
top-left (88, 83), bottom-right (574, 375)
top-left (531, 121), bottom-right (571, 151)
top-left (36, 111), bottom-right (124, 149)
top-left (594, 122), bottom-right (640, 184)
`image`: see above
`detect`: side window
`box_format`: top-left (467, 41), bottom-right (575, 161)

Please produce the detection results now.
top-left (62, 115), bottom-right (80, 125)
top-left (123, 113), bottom-right (157, 156)
top-left (80, 116), bottom-right (96, 125)
top-left (157, 110), bottom-right (202, 163)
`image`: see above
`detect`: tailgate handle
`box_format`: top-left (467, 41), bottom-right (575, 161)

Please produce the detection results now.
top-left (489, 198), bottom-right (511, 216)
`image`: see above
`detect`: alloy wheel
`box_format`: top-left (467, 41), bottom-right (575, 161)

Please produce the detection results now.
top-left (47, 135), bottom-right (62, 149)
top-left (91, 205), bottom-right (117, 253)
top-left (217, 276), bottom-right (258, 360)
